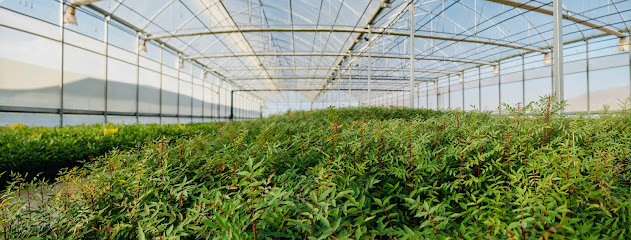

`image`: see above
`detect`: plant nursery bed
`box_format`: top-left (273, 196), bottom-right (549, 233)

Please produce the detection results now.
top-left (1, 101), bottom-right (630, 239)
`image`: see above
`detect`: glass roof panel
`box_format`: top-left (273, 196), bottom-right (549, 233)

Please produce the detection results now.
top-left (71, 0), bottom-right (630, 102)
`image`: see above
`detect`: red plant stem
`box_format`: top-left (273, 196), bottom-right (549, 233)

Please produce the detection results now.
top-left (381, 204), bottom-right (393, 228)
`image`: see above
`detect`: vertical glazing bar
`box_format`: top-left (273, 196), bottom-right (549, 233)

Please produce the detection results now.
top-left (436, 81), bottom-right (439, 110)
top-left (478, 67), bottom-right (481, 111)
top-left (104, 16), bottom-right (109, 124)
top-left (59, 0), bottom-right (65, 126)
top-left (461, 74), bottom-right (465, 111)
top-left (217, 81), bottom-right (221, 120)
top-left (368, 26), bottom-right (372, 106)
top-left (159, 45), bottom-right (164, 123)
top-left (409, 0), bottom-right (415, 108)
top-left (418, 83), bottom-right (421, 108)
top-left (425, 82), bottom-right (429, 109)
top-left (448, 76), bottom-right (451, 108)
top-left (201, 71), bottom-right (205, 121)
top-left (586, 40), bottom-right (590, 114)
top-left (337, 83), bottom-right (340, 107)
top-left (498, 62), bottom-right (501, 112)
top-left (585, 39), bottom-right (591, 114)
top-left (348, 66), bottom-right (352, 106)
top-left (553, 0), bottom-right (564, 103)
top-left (230, 90), bottom-right (234, 120)
top-left (190, 63), bottom-right (193, 122)
top-left (177, 55), bottom-right (181, 122)
top-left (135, 33), bottom-right (140, 124)
top-left (209, 75), bottom-right (214, 120)
top-left (522, 55), bottom-right (525, 107)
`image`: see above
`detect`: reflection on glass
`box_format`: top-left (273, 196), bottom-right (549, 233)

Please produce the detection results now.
top-left (480, 85), bottom-right (499, 111)
top-left (589, 67), bottom-right (630, 111)
top-left (564, 72), bottom-right (587, 112)
top-left (464, 88), bottom-right (479, 111)
top-left (525, 77), bottom-right (552, 105)
top-left (500, 81), bottom-right (522, 109)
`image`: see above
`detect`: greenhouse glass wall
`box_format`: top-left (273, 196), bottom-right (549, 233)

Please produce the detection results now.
top-left (0, 0), bottom-right (630, 121)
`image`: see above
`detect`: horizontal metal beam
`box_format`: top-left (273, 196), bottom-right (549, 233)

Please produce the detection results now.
top-left (146, 26), bottom-right (546, 53)
top-left (189, 52), bottom-right (493, 65)
top-left (486, 0), bottom-right (625, 38)
top-left (83, 4), bottom-right (252, 95)
top-left (204, 66), bottom-right (457, 74)
top-left (234, 88), bottom-right (406, 92)
top-left (0, 106), bottom-right (235, 119)
top-left (225, 76), bottom-right (434, 82)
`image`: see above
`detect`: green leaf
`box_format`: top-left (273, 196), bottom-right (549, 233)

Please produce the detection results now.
top-left (138, 224), bottom-right (146, 240)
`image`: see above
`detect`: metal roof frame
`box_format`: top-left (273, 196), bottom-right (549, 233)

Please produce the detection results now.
top-left (78, 0), bottom-right (630, 103)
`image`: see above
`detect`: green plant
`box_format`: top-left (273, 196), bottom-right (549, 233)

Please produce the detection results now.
top-left (1, 102), bottom-right (630, 239)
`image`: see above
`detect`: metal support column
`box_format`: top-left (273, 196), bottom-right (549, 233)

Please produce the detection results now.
top-left (497, 62), bottom-right (501, 112)
top-left (217, 81), bottom-right (221, 120)
top-left (59, 0), bottom-right (65, 126)
top-left (190, 64), bottom-right (194, 122)
top-left (229, 90), bottom-right (234, 120)
top-left (586, 40), bottom-right (590, 114)
top-left (368, 26), bottom-right (372, 106)
top-left (448, 76), bottom-right (451, 108)
top-left (104, 16), bottom-right (109, 124)
top-left (135, 33), bottom-right (141, 124)
top-left (159, 45), bottom-right (164, 123)
top-left (425, 82), bottom-right (429, 109)
top-left (418, 83), bottom-right (421, 108)
top-left (522, 55), bottom-right (525, 107)
top-left (436, 81), bottom-right (439, 110)
top-left (337, 83), bottom-right (341, 107)
top-left (478, 67), bottom-right (482, 111)
top-left (177, 55), bottom-right (181, 122)
top-left (461, 74), bottom-right (465, 111)
top-left (409, 0), bottom-right (415, 108)
top-left (201, 72), bottom-right (205, 121)
top-left (209, 75), bottom-right (214, 120)
top-left (348, 66), bottom-right (352, 106)
top-left (553, 0), bottom-right (564, 103)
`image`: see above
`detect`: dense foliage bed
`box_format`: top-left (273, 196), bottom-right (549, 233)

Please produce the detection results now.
top-left (1, 97), bottom-right (630, 239)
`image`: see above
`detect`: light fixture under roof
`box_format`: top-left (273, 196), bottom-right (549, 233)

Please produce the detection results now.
top-left (72, 0), bottom-right (101, 5)
top-left (63, 0), bottom-right (102, 25)
top-left (458, 74), bottom-right (464, 82)
top-left (381, 0), bottom-right (393, 8)
top-left (543, 53), bottom-right (552, 65)
top-left (138, 39), bottom-right (147, 53)
top-left (493, 65), bottom-right (499, 75)
top-left (63, 6), bottom-right (77, 25)
top-left (618, 37), bottom-right (629, 52)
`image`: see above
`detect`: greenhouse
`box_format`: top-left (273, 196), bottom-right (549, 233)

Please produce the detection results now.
top-left (1, 0), bottom-right (631, 239)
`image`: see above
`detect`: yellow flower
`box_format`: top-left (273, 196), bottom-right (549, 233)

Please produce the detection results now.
top-left (104, 128), bottom-right (118, 136)
top-left (574, 160), bottom-right (578, 165)
top-left (11, 123), bottom-right (25, 129)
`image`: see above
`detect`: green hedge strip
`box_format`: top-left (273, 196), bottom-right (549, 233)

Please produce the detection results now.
top-left (1, 99), bottom-right (630, 239)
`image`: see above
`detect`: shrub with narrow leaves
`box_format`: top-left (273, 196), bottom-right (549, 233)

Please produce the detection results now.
top-left (1, 99), bottom-right (630, 239)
